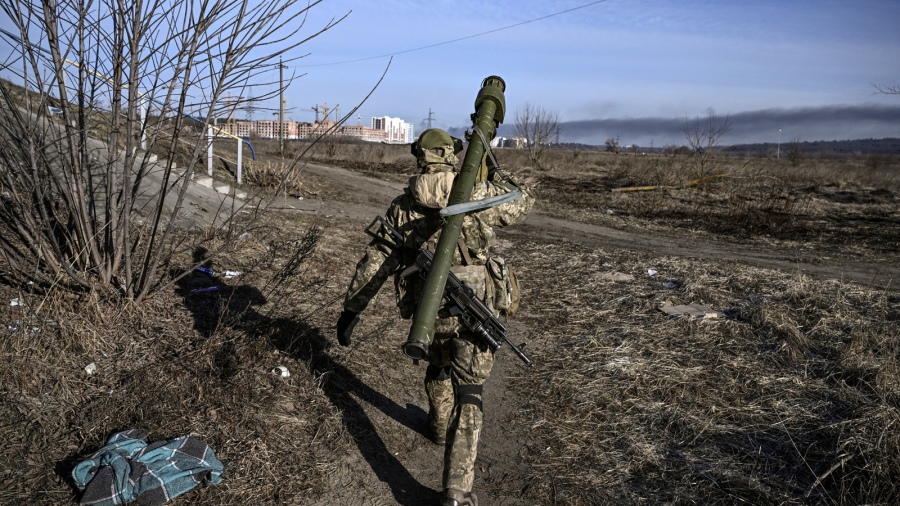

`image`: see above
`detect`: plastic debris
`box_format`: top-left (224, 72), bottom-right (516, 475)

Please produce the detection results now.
top-left (272, 365), bottom-right (290, 378)
top-left (190, 286), bottom-right (219, 293)
top-left (663, 281), bottom-right (678, 289)
top-left (8, 323), bottom-right (41, 335)
top-left (194, 266), bottom-right (214, 276)
top-left (647, 269), bottom-right (658, 277)
top-left (606, 209), bottom-right (615, 215)
top-left (84, 362), bottom-right (97, 375)
top-left (223, 270), bottom-right (242, 279)
top-left (10, 298), bottom-right (21, 306)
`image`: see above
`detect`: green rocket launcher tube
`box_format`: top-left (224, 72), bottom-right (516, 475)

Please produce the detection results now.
top-left (403, 76), bottom-right (507, 360)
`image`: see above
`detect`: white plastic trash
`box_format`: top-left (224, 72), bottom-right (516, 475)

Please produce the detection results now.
top-left (647, 269), bottom-right (658, 277)
top-left (272, 365), bottom-right (290, 378)
top-left (10, 298), bottom-right (20, 306)
top-left (84, 362), bottom-right (97, 375)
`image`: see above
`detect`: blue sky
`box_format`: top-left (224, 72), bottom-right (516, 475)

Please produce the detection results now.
top-left (277, 0), bottom-right (900, 145)
top-left (1, 0), bottom-right (897, 146)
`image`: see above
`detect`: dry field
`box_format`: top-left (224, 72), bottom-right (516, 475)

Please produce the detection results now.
top-left (1, 140), bottom-right (898, 505)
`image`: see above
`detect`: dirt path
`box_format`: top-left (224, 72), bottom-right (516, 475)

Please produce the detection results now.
top-left (268, 161), bottom-right (897, 505)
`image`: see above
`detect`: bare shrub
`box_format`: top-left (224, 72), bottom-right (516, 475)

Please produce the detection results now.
top-left (785, 137), bottom-right (804, 167)
top-left (514, 102), bottom-right (560, 168)
top-left (243, 161), bottom-right (304, 194)
top-left (682, 111), bottom-right (731, 177)
top-left (0, 0), bottom-right (344, 300)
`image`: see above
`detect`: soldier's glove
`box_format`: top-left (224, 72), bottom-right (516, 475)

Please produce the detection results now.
top-left (336, 310), bottom-right (360, 347)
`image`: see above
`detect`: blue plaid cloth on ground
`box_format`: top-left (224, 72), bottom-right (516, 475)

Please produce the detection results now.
top-left (71, 429), bottom-right (224, 506)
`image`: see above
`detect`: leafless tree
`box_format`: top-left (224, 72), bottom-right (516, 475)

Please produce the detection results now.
top-left (682, 111), bottom-right (731, 176)
top-left (0, 0), bottom-right (345, 301)
top-left (785, 136), bottom-right (804, 167)
top-left (513, 102), bottom-right (560, 168)
top-left (605, 137), bottom-right (619, 153)
top-left (874, 83), bottom-right (900, 95)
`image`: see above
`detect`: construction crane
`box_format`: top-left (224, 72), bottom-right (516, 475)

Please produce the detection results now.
top-left (310, 104), bottom-right (320, 122)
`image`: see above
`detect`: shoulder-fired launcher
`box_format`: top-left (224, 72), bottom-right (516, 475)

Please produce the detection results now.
top-left (402, 76), bottom-right (507, 361)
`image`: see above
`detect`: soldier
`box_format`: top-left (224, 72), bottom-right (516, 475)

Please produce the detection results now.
top-left (336, 128), bottom-right (534, 505)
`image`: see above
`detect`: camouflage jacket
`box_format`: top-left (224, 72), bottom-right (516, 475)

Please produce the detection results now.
top-left (343, 163), bottom-right (534, 315)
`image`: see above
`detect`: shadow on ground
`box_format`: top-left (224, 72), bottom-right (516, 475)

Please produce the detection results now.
top-left (173, 249), bottom-right (439, 504)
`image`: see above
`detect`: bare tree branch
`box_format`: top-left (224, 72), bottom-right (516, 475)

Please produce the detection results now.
top-left (873, 83), bottom-right (900, 95)
top-left (682, 111), bottom-right (730, 177)
top-left (0, 0), bottom-right (347, 299)
top-left (513, 102), bottom-right (560, 168)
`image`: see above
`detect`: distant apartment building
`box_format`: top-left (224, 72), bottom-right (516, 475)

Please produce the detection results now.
top-left (372, 116), bottom-right (415, 144)
top-left (217, 116), bottom-right (414, 144)
top-left (491, 136), bottom-right (527, 148)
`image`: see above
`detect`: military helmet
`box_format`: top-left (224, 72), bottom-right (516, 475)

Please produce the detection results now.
top-left (410, 128), bottom-right (464, 156)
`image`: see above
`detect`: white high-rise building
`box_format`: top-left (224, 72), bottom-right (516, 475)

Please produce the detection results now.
top-left (372, 116), bottom-right (415, 144)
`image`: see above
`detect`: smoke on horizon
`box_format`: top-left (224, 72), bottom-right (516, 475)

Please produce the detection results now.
top-left (487, 104), bottom-right (900, 148)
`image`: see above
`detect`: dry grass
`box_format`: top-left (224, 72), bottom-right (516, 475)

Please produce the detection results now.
top-left (1, 142), bottom-right (897, 504)
top-left (504, 239), bottom-right (899, 504)
top-left (0, 217), bottom-right (354, 504)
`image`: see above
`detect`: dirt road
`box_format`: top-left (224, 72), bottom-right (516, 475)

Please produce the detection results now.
top-left (286, 162), bottom-right (899, 292)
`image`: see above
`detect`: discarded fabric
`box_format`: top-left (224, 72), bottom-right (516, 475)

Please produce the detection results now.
top-left (72, 429), bottom-right (224, 506)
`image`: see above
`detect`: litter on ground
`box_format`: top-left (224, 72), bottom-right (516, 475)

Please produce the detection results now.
top-left (659, 303), bottom-right (725, 319)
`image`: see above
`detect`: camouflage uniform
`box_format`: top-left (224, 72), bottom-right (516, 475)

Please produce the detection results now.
top-left (342, 130), bottom-right (534, 497)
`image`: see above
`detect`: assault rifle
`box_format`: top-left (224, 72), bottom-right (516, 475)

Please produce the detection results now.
top-left (366, 215), bottom-right (532, 366)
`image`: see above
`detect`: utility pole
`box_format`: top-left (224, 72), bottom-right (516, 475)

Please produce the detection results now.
top-left (777, 129), bottom-right (782, 159)
top-left (279, 57), bottom-right (285, 157)
top-left (423, 108), bottom-right (435, 130)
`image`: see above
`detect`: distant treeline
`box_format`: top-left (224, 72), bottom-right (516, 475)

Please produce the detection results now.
top-left (725, 137), bottom-right (900, 155)
top-left (553, 138), bottom-right (900, 156)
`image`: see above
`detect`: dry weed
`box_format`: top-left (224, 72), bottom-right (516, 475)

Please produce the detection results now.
top-left (503, 239), bottom-right (899, 504)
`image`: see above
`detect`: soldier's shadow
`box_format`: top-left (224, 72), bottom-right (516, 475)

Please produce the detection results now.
top-left (266, 317), bottom-right (440, 505)
top-left (173, 249), bottom-right (439, 504)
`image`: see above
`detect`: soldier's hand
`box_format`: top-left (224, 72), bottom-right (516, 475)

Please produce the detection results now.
top-left (336, 310), bottom-right (360, 347)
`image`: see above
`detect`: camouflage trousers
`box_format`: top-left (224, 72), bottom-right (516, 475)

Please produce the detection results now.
top-left (426, 317), bottom-right (496, 492)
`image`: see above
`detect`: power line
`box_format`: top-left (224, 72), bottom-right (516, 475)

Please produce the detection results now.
top-left (296, 0), bottom-right (608, 68)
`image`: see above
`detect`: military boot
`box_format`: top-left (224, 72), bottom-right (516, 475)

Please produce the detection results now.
top-left (440, 488), bottom-right (478, 506)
